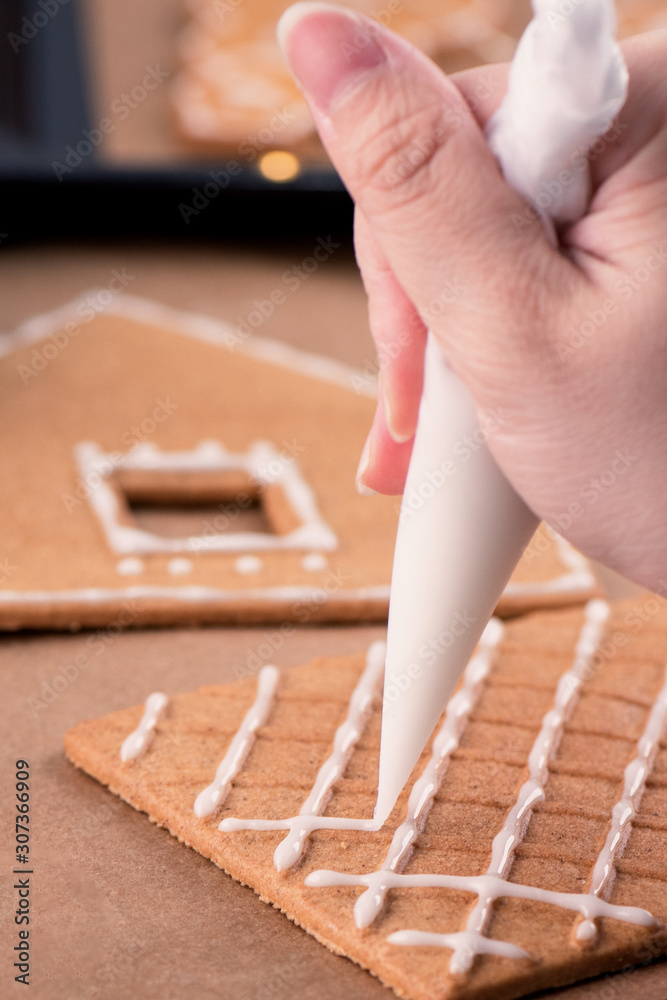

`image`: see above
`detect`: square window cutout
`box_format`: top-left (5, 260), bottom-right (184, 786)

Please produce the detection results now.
top-left (75, 440), bottom-right (337, 555)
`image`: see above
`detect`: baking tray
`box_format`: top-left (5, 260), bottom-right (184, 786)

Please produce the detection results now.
top-left (0, 0), bottom-right (352, 241)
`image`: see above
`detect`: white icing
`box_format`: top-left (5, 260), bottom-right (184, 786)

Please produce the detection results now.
top-left (120, 692), bottom-right (168, 762)
top-left (576, 661), bottom-right (667, 942)
top-left (194, 665), bottom-right (280, 818)
top-left (117, 605), bottom-right (661, 973)
top-left (502, 571), bottom-right (594, 598)
top-left (301, 553), bottom-right (328, 572)
top-left (75, 440), bottom-right (337, 556)
top-left (235, 555), bottom-right (262, 574)
top-left (168, 557), bottom-right (193, 575)
top-left (306, 871), bottom-right (653, 933)
top-left (0, 584), bottom-right (390, 606)
top-left (220, 814), bottom-right (379, 836)
top-left (307, 618), bottom-right (504, 929)
top-left (555, 533), bottom-right (596, 580)
top-left (0, 292), bottom-right (378, 399)
top-left (445, 599), bottom-right (610, 974)
top-left (388, 928), bottom-right (529, 963)
top-left (219, 641), bottom-right (386, 870)
top-left (503, 532), bottom-right (596, 599)
top-left (116, 557), bottom-right (143, 575)
top-left (310, 602), bottom-right (655, 970)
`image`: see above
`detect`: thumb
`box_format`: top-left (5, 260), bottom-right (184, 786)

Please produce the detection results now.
top-left (278, 2), bottom-right (564, 379)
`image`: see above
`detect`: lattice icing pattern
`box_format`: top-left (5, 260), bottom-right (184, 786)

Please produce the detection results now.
top-left (343, 600), bottom-right (659, 971)
top-left (65, 597), bottom-right (667, 1000)
top-left (350, 619), bottom-right (504, 931)
top-left (219, 640), bottom-right (385, 869)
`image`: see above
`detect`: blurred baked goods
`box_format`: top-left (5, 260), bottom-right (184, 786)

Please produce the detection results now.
top-left (171, 0), bottom-right (667, 160)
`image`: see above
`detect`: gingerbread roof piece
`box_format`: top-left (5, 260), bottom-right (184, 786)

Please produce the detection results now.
top-left (0, 294), bottom-right (597, 630)
top-left (65, 596), bottom-right (667, 1000)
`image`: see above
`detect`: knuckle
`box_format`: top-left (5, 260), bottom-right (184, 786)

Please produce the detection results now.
top-left (346, 100), bottom-right (457, 212)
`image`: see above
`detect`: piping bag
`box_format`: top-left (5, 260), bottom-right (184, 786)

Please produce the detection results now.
top-left (374, 0), bottom-right (628, 826)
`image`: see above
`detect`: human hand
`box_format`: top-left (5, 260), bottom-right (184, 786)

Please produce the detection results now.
top-left (278, 3), bottom-right (667, 592)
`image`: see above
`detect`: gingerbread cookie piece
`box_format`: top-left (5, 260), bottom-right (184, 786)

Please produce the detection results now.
top-left (65, 596), bottom-right (667, 1000)
top-left (0, 294), bottom-right (597, 631)
top-left (171, 0), bottom-right (665, 155)
top-left (171, 0), bottom-right (522, 152)
top-left (0, 294), bottom-right (391, 629)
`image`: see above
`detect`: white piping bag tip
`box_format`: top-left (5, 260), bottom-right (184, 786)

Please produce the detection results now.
top-left (372, 801), bottom-right (394, 829)
top-left (374, 0), bottom-right (627, 833)
top-left (376, 337), bottom-right (537, 822)
top-left (373, 764), bottom-right (410, 827)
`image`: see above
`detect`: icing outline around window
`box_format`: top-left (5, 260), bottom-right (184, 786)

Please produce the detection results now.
top-left (75, 440), bottom-right (338, 555)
